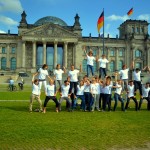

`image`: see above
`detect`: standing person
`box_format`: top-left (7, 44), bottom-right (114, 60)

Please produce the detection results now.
top-left (84, 79), bottom-right (92, 111)
top-left (138, 82), bottom-right (150, 110)
top-left (9, 77), bottom-right (14, 91)
top-left (43, 79), bottom-right (59, 113)
top-left (102, 77), bottom-right (113, 111)
top-left (68, 64), bottom-right (81, 97)
top-left (73, 80), bottom-right (86, 111)
top-left (54, 64), bottom-right (66, 91)
top-left (59, 80), bottom-right (71, 111)
top-left (29, 74), bottom-right (42, 113)
top-left (18, 76), bottom-right (24, 90)
top-left (97, 54), bottom-right (109, 78)
top-left (125, 80), bottom-right (138, 111)
top-left (36, 64), bottom-right (51, 94)
top-left (83, 46), bottom-right (96, 77)
top-left (113, 80), bottom-right (125, 111)
top-left (99, 80), bottom-right (104, 110)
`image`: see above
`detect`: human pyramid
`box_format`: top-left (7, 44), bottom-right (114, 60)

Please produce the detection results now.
top-left (29, 46), bottom-right (150, 113)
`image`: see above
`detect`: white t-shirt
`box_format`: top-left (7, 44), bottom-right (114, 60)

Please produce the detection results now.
top-left (115, 84), bottom-right (122, 95)
top-left (142, 87), bottom-right (150, 98)
top-left (77, 85), bottom-right (85, 95)
top-left (54, 69), bottom-right (64, 80)
top-left (61, 85), bottom-right (70, 97)
top-left (133, 71), bottom-right (141, 81)
top-left (119, 68), bottom-right (129, 80)
top-left (84, 83), bottom-right (90, 92)
top-left (32, 84), bottom-right (40, 95)
top-left (68, 70), bottom-right (79, 82)
top-left (98, 58), bottom-right (109, 68)
top-left (38, 68), bottom-right (48, 80)
top-left (95, 83), bottom-right (101, 94)
top-left (127, 85), bottom-right (134, 97)
top-left (46, 85), bottom-right (55, 96)
top-left (87, 55), bottom-right (96, 66)
top-left (90, 84), bottom-right (98, 94)
top-left (103, 85), bottom-right (113, 94)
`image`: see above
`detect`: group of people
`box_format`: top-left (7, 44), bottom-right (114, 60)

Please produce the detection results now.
top-left (29, 48), bottom-right (150, 113)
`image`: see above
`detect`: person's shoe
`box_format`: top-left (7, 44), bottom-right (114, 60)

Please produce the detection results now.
top-left (56, 108), bottom-right (59, 113)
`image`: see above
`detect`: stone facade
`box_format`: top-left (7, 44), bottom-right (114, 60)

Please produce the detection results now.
top-left (0, 11), bottom-right (150, 75)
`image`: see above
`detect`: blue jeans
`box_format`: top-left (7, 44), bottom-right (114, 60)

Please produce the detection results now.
top-left (73, 95), bottom-right (86, 110)
top-left (114, 93), bottom-right (125, 111)
top-left (87, 65), bottom-right (94, 77)
top-left (99, 67), bottom-right (107, 78)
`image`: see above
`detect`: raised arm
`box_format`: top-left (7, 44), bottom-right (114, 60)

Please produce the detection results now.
top-left (131, 60), bottom-right (134, 70)
top-left (32, 73), bottom-right (37, 84)
top-left (142, 66), bottom-right (147, 71)
top-left (83, 46), bottom-right (88, 56)
top-left (63, 66), bottom-right (66, 73)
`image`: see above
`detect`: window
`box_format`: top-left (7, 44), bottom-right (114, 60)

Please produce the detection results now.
top-left (1, 57), bottom-right (6, 70)
top-left (37, 45), bottom-right (43, 69)
top-left (57, 45), bottom-right (63, 67)
top-left (135, 50), bottom-right (142, 57)
top-left (82, 59), bottom-right (87, 72)
top-left (141, 27), bottom-right (144, 33)
top-left (135, 62), bottom-right (142, 70)
top-left (11, 58), bottom-right (16, 70)
top-left (119, 50), bottom-right (123, 56)
top-left (109, 61), bottom-right (115, 72)
top-left (118, 60), bottom-right (123, 70)
top-left (12, 47), bottom-right (16, 54)
top-left (93, 49), bottom-right (97, 56)
top-left (136, 27), bottom-right (139, 33)
top-left (110, 49), bottom-right (115, 56)
top-left (132, 27), bottom-right (135, 33)
top-left (2, 47), bottom-right (6, 53)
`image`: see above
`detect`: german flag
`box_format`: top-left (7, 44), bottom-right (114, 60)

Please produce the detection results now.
top-left (97, 11), bottom-right (104, 33)
top-left (127, 8), bottom-right (133, 16)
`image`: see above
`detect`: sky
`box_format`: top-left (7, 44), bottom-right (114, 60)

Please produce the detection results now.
top-left (0, 0), bottom-right (150, 37)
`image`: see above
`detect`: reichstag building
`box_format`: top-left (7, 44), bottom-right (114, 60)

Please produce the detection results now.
top-left (0, 11), bottom-right (150, 74)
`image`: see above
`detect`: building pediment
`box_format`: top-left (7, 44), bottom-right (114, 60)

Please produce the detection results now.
top-left (21, 23), bottom-right (77, 38)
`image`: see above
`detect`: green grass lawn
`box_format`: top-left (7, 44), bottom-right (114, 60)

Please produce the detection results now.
top-left (0, 94), bottom-right (150, 150)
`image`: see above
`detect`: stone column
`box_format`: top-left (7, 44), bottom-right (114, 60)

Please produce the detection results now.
top-left (22, 41), bottom-right (26, 68)
top-left (147, 48), bottom-right (150, 66)
top-left (6, 44), bottom-right (10, 69)
top-left (43, 42), bottom-right (46, 64)
top-left (73, 43), bottom-right (77, 68)
top-left (64, 42), bottom-right (68, 68)
top-left (115, 48), bottom-right (118, 71)
top-left (54, 41), bottom-right (58, 68)
top-left (132, 48), bottom-right (135, 61)
top-left (32, 41), bottom-right (36, 68)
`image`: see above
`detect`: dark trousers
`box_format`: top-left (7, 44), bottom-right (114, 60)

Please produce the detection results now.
top-left (113, 93), bottom-right (125, 111)
top-left (99, 93), bottom-right (104, 109)
top-left (84, 92), bottom-right (92, 111)
top-left (69, 82), bottom-right (78, 96)
top-left (18, 83), bottom-right (23, 90)
top-left (99, 67), bottom-right (107, 78)
top-left (44, 96), bottom-right (59, 107)
top-left (134, 80), bottom-right (142, 95)
top-left (125, 97), bottom-right (138, 111)
top-left (139, 97), bottom-right (150, 110)
top-left (103, 94), bottom-right (111, 111)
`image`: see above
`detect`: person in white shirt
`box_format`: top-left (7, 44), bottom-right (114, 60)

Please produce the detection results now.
top-left (73, 80), bottom-right (86, 111)
top-left (118, 64), bottom-right (130, 91)
top-left (54, 64), bottom-right (66, 91)
top-left (97, 54), bottom-right (109, 78)
top-left (138, 82), bottom-right (150, 110)
top-left (29, 74), bottom-right (42, 113)
top-left (83, 46), bottom-right (96, 77)
top-left (125, 80), bottom-right (138, 111)
top-left (68, 64), bottom-right (81, 96)
top-left (9, 77), bottom-right (14, 91)
top-left (59, 80), bottom-right (71, 111)
top-left (113, 80), bottom-right (125, 111)
top-left (102, 77), bottom-right (113, 111)
top-left (43, 79), bottom-right (59, 113)
top-left (36, 64), bottom-right (51, 93)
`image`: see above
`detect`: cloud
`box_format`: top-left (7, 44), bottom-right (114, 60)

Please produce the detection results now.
top-left (0, 30), bottom-right (6, 33)
top-left (0, 15), bottom-right (18, 26)
top-left (106, 24), bottom-right (110, 31)
top-left (137, 14), bottom-right (150, 21)
top-left (107, 14), bottom-right (129, 21)
top-left (0, 0), bottom-right (23, 14)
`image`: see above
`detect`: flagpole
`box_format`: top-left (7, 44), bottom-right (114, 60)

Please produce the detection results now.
top-left (103, 8), bottom-right (105, 54)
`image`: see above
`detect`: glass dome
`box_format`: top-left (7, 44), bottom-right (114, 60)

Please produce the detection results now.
top-left (34, 16), bottom-right (67, 26)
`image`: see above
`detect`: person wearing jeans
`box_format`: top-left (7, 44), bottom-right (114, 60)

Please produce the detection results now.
top-left (113, 80), bottom-right (125, 111)
top-left (83, 46), bottom-right (96, 77)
